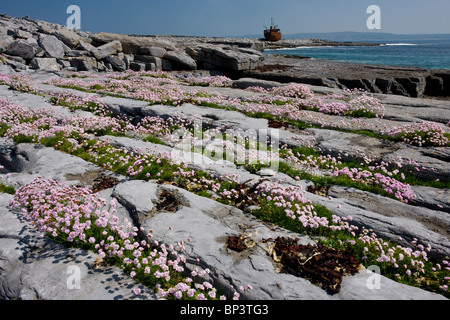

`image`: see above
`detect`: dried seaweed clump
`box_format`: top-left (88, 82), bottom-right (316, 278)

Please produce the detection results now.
top-left (266, 237), bottom-right (361, 294)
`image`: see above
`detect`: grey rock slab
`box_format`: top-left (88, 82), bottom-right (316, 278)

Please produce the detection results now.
top-left (65, 49), bottom-right (91, 57)
top-left (232, 77), bottom-right (284, 90)
top-left (90, 32), bottom-right (176, 54)
top-left (51, 27), bottom-right (82, 48)
top-left (139, 181), bottom-right (445, 300)
top-left (173, 103), bottom-right (269, 131)
top-left (0, 238), bottom-right (28, 273)
top-left (163, 50), bottom-right (197, 70)
top-left (112, 180), bottom-right (159, 223)
top-left (3, 143), bottom-right (103, 187)
top-left (0, 193), bottom-right (28, 240)
top-left (410, 185), bottom-right (450, 213)
top-left (6, 39), bottom-right (37, 60)
top-left (0, 138), bottom-right (32, 173)
top-left (7, 29), bottom-right (32, 40)
top-left (101, 95), bottom-right (155, 115)
top-left (140, 46), bottom-right (166, 58)
top-left (0, 86), bottom-right (74, 116)
top-left (92, 40), bottom-right (123, 60)
top-left (328, 185), bottom-right (450, 240)
top-left (0, 34), bottom-right (14, 53)
top-left (98, 135), bottom-right (173, 156)
top-left (95, 186), bottom-right (139, 236)
top-left (38, 34), bottom-right (65, 59)
top-left (306, 128), bottom-right (449, 181)
top-left (0, 240), bottom-right (157, 300)
top-left (134, 54), bottom-right (162, 67)
top-left (77, 39), bottom-right (96, 52)
top-left (383, 103), bottom-right (450, 124)
top-left (305, 190), bottom-right (450, 257)
top-left (187, 45), bottom-right (264, 71)
top-left (129, 61), bottom-right (146, 72)
top-left (0, 63), bottom-right (14, 74)
top-left (124, 180), bottom-right (328, 300)
top-left (306, 128), bottom-right (396, 160)
top-left (336, 267), bottom-right (447, 300)
top-left (106, 55), bottom-right (126, 72)
top-left (384, 147), bottom-right (450, 181)
top-left (69, 56), bottom-right (98, 71)
top-left (31, 57), bottom-right (61, 71)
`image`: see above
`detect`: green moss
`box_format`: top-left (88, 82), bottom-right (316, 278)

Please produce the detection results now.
top-left (0, 183), bottom-right (15, 195)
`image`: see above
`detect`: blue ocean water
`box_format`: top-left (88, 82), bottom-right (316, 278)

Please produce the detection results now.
top-left (265, 39), bottom-right (450, 70)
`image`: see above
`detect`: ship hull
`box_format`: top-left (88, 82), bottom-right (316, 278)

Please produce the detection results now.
top-left (264, 30), bottom-right (282, 41)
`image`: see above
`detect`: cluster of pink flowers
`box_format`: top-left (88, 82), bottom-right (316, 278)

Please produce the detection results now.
top-left (254, 180), bottom-right (448, 292)
top-left (346, 94), bottom-right (386, 118)
top-left (49, 91), bottom-right (112, 117)
top-left (358, 230), bottom-right (450, 282)
top-left (246, 83), bottom-right (385, 118)
top-left (0, 97), bottom-right (36, 125)
top-left (43, 72), bottom-right (387, 121)
top-left (11, 177), bottom-right (226, 300)
top-left (383, 122), bottom-right (449, 147)
top-left (317, 102), bottom-right (348, 115)
top-left (184, 75), bottom-right (233, 87)
top-left (0, 73), bottom-right (40, 94)
top-left (271, 83), bottom-right (316, 100)
top-left (284, 148), bottom-right (416, 203)
top-left (2, 70), bottom-right (449, 296)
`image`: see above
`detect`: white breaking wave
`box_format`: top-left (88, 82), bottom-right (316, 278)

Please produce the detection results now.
top-left (270, 46), bottom-right (334, 50)
top-left (384, 43), bottom-right (418, 46)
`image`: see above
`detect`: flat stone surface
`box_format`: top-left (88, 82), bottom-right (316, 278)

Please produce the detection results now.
top-left (304, 189), bottom-right (450, 257)
top-left (0, 47), bottom-right (448, 300)
top-left (0, 189), bottom-right (156, 300)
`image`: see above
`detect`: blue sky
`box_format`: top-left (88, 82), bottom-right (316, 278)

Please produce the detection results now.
top-left (1, 0), bottom-right (449, 36)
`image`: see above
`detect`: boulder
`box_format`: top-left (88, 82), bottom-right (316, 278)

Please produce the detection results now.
top-left (77, 39), bottom-right (97, 53)
top-left (38, 34), bottom-right (65, 59)
top-left (162, 59), bottom-right (172, 71)
top-left (65, 49), bottom-right (90, 57)
top-left (129, 61), bottom-right (146, 72)
top-left (112, 180), bottom-right (159, 223)
top-left (69, 57), bottom-right (98, 71)
top-left (52, 27), bottom-right (82, 48)
top-left (106, 55), bottom-right (126, 72)
top-left (2, 56), bottom-right (27, 71)
top-left (7, 29), bottom-right (33, 39)
top-left (0, 34), bottom-right (14, 53)
top-left (90, 32), bottom-right (176, 54)
top-left (5, 39), bottom-right (37, 60)
top-left (163, 50), bottom-right (197, 70)
top-left (140, 46), bottom-right (166, 58)
top-left (186, 44), bottom-right (264, 71)
top-left (0, 63), bottom-right (14, 74)
top-left (92, 40), bottom-right (123, 60)
top-left (30, 57), bottom-right (61, 71)
top-left (135, 55), bottom-right (162, 70)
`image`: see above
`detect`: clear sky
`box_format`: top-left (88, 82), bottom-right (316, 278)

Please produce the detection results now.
top-left (1, 0), bottom-right (449, 36)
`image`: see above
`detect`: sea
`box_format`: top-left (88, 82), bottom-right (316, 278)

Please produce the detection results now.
top-left (264, 39), bottom-right (450, 70)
